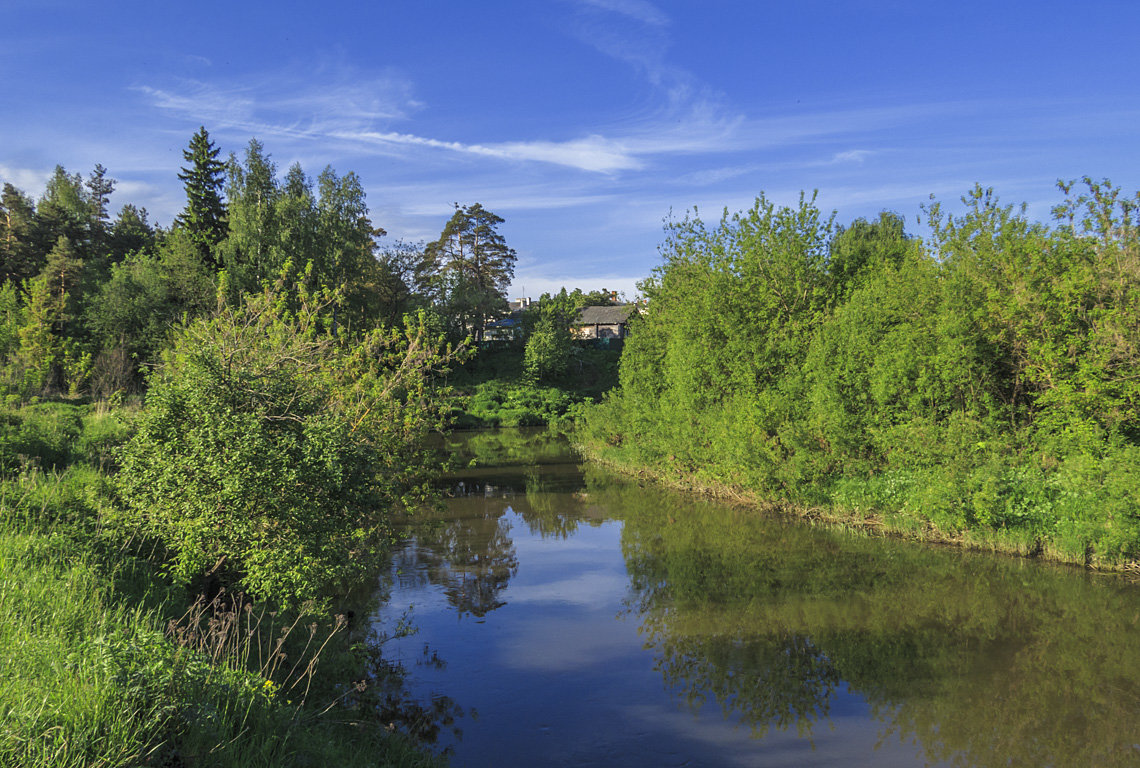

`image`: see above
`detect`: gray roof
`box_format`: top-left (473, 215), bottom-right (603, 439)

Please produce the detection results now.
top-left (575, 304), bottom-right (635, 325)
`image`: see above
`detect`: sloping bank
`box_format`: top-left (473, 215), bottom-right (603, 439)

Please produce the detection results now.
top-left (575, 183), bottom-right (1140, 572)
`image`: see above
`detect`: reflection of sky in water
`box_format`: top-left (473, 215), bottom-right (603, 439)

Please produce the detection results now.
top-left (373, 506), bottom-right (953, 768)
top-left (621, 700), bottom-right (932, 768)
top-left (374, 431), bottom-right (1140, 768)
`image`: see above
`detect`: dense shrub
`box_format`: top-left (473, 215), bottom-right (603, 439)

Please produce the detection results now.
top-left (116, 290), bottom-right (455, 604)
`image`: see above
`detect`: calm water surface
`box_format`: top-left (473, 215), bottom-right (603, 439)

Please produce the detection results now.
top-left (370, 429), bottom-right (1140, 767)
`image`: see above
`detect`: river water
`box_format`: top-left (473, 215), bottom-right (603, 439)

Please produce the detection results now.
top-left (370, 429), bottom-right (1140, 767)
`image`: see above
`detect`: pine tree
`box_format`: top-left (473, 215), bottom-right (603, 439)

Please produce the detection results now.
top-left (37, 166), bottom-right (93, 258)
top-left (424, 203), bottom-right (517, 341)
top-left (176, 126), bottom-right (227, 268)
top-left (1, 183), bottom-right (42, 286)
top-left (108, 204), bottom-right (155, 262)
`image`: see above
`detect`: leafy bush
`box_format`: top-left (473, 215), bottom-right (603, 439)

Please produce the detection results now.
top-left (116, 290), bottom-right (455, 605)
top-left (0, 402), bottom-right (85, 475)
top-left (459, 380), bottom-right (578, 428)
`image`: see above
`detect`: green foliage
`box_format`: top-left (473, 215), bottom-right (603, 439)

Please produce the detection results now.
top-left (15, 271), bottom-right (64, 395)
top-left (523, 314), bottom-right (572, 383)
top-left (458, 379), bottom-right (577, 428)
top-left (1, 183), bottom-right (42, 285)
top-left (220, 144), bottom-right (394, 334)
top-left (519, 287), bottom-right (616, 386)
top-left (85, 229), bottom-right (216, 383)
top-left (423, 203), bottom-right (517, 341)
top-left (0, 402), bottom-right (84, 475)
top-left (0, 483), bottom-right (440, 768)
top-left (116, 288), bottom-right (455, 604)
top-left (176, 127), bottom-right (228, 268)
top-left (581, 181), bottom-right (1140, 565)
top-left (0, 282), bottom-right (22, 361)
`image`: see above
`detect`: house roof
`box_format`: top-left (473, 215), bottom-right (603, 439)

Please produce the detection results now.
top-left (575, 304), bottom-right (635, 325)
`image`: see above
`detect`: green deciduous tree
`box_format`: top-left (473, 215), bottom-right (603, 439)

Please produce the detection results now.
top-left (313, 167), bottom-right (383, 333)
top-left (222, 139), bottom-right (281, 290)
top-left (85, 228), bottom-right (216, 378)
top-left (115, 287), bottom-right (457, 605)
top-left (524, 315), bottom-right (572, 383)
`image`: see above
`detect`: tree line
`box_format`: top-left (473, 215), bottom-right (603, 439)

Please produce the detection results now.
top-left (579, 182), bottom-right (1140, 565)
top-left (0, 126), bottom-right (521, 400)
top-left (0, 126), bottom-right (536, 606)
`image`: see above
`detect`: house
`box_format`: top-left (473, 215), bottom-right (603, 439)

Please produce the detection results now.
top-left (482, 315), bottom-right (522, 341)
top-left (482, 298), bottom-right (532, 341)
top-left (572, 304), bottom-right (636, 340)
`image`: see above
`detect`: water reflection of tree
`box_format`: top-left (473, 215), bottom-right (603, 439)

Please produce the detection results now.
top-left (519, 464), bottom-right (600, 540)
top-left (399, 427), bottom-right (594, 616)
top-left (321, 603), bottom-right (467, 748)
top-left (596, 467), bottom-right (1140, 767)
top-left (649, 624), bottom-right (840, 738)
top-left (403, 488), bottom-right (519, 617)
top-left (443, 427), bottom-right (577, 470)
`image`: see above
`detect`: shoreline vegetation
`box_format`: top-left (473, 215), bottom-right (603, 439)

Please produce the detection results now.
top-left (574, 439), bottom-right (1140, 575)
top-left (576, 181), bottom-right (1140, 575)
top-left (0, 398), bottom-right (444, 768)
top-left (0, 129), bottom-right (474, 766)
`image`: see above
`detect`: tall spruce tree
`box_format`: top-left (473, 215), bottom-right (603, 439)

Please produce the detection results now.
top-left (176, 126), bottom-right (227, 268)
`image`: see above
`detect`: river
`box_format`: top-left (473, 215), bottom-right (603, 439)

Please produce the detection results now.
top-left (370, 428), bottom-right (1140, 767)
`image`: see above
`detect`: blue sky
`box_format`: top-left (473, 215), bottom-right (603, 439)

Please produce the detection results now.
top-left (4, 0), bottom-right (1140, 299)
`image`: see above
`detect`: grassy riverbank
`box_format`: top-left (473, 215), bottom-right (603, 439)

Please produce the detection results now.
top-left (446, 340), bottom-right (620, 428)
top-left (0, 401), bottom-right (441, 768)
top-left (573, 434), bottom-right (1140, 572)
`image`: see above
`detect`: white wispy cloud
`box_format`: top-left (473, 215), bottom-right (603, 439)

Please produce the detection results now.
top-left (136, 63), bottom-right (423, 139)
top-left (331, 129), bottom-right (642, 173)
top-left (0, 164), bottom-right (54, 195)
top-left (831, 149), bottom-right (872, 164)
top-left (398, 191), bottom-right (615, 217)
top-left (136, 83), bottom-right (258, 128)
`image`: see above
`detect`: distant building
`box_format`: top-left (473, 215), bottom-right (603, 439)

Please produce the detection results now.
top-left (482, 298), bottom-right (532, 341)
top-left (572, 304), bottom-right (636, 340)
top-left (483, 315), bottom-right (522, 341)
